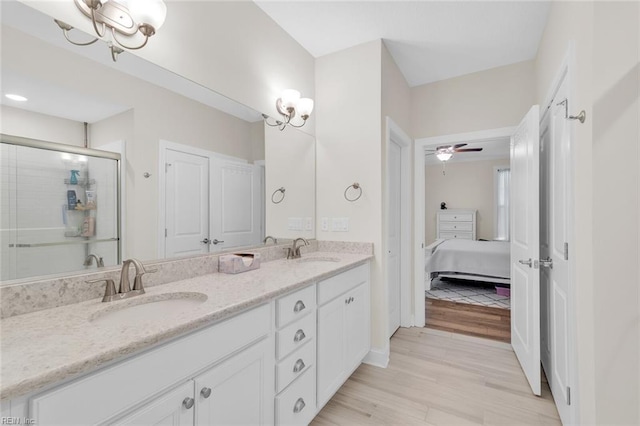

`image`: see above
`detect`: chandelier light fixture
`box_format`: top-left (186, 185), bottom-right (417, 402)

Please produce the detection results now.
top-left (54, 0), bottom-right (167, 62)
top-left (263, 89), bottom-right (314, 131)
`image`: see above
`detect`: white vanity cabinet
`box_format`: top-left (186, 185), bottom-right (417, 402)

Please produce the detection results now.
top-left (316, 264), bottom-right (371, 409)
top-left (29, 304), bottom-right (273, 426)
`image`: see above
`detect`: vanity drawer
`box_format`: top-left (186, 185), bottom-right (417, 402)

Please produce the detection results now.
top-left (439, 222), bottom-right (473, 232)
top-left (439, 212), bottom-right (473, 222)
top-left (275, 366), bottom-right (316, 426)
top-left (276, 311), bottom-right (315, 360)
top-left (317, 263), bottom-right (369, 306)
top-left (276, 284), bottom-right (315, 328)
top-left (276, 339), bottom-right (315, 393)
top-left (439, 231), bottom-right (473, 240)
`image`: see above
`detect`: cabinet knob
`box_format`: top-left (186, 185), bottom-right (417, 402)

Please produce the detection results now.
top-left (350, 296), bottom-right (355, 303)
top-left (200, 387), bottom-right (212, 399)
top-left (293, 329), bottom-right (306, 343)
top-left (182, 397), bottom-right (195, 410)
top-left (293, 358), bottom-right (306, 373)
top-left (293, 300), bottom-right (306, 313)
top-left (293, 397), bottom-right (306, 414)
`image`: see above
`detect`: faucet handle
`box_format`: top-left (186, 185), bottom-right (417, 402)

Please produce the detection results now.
top-left (87, 279), bottom-right (117, 303)
top-left (283, 247), bottom-right (294, 259)
top-left (132, 268), bottom-right (156, 292)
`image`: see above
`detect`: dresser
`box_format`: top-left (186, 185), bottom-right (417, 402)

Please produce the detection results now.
top-left (437, 209), bottom-right (477, 240)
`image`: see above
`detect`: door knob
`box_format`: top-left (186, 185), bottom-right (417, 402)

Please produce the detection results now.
top-left (539, 257), bottom-right (553, 269)
top-left (211, 239), bottom-right (224, 245)
top-left (201, 238), bottom-right (211, 244)
top-left (518, 258), bottom-right (533, 267)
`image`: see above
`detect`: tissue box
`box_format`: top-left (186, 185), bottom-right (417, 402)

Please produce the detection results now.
top-left (219, 253), bottom-right (261, 274)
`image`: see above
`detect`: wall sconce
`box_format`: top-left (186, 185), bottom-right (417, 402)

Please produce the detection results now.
top-left (54, 0), bottom-right (167, 62)
top-left (263, 89), bottom-right (314, 131)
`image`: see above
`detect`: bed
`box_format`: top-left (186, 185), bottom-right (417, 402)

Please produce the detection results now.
top-left (425, 239), bottom-right (511, 289)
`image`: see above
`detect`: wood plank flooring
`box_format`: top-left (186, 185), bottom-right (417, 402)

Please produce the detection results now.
top-left (425, 298), bottom-right (511, 343)
top-left (312, 328), bottom-right (560, 426)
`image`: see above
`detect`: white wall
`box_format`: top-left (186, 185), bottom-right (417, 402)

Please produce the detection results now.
top-left (316, 40), bottom-right (386, 350)
top-left (1, 105), bottom-right (85, 146)
top-left (264, 124), bottom-right (315, 240)
top-left (411, 60), bottom-right (536, 139)
top-left (425, 158), bottom-right (509, 244)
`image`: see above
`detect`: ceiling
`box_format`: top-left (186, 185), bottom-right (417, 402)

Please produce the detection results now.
top-left (254, 1), bottom-right (551, 87)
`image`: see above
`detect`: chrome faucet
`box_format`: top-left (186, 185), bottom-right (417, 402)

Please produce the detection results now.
top-left (263, 235), bottom-right (278, 244)
top-left (84, 254), bottom-right (104, 268)
top-left (87, 258), bottom-right (156, 303)
top-left (285, 238), bottom-right (309, 259)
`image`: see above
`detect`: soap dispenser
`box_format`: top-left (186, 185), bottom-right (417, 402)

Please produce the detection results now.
top-left (70, 170), bottom-right (80, 185)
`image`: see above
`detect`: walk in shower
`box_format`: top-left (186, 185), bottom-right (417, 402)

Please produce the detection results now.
top-left (1, 135), bottom-right (121, 281)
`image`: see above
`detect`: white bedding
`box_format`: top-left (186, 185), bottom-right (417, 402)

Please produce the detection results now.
top-left (426, 239), bottom-right (510, 279)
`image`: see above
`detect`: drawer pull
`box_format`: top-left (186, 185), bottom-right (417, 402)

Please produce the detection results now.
top-left (293, 397), bottom-right (306, 414)
top-left (293, 329), bottom-right (306, 343)
top-left (182, 397), bottom-right (195, 410)
top-left (293, 359), bottom-right (306, 373)
top-left (293, 300), bottom-right (306, 313)
top-left (200, 387), bottom-right (212, 399)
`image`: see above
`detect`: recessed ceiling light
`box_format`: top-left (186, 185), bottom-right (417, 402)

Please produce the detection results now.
top-left (5, 94), bottom-right (28, 102)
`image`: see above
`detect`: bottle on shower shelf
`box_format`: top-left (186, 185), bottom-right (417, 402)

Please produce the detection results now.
top-left (69, 170), bottom-right (80, 185)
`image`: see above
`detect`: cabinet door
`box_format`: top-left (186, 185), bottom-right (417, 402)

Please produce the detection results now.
top-left (317, 295), bottom-right (347, 408)
top-left (345, 283), bottom-right (370, 372)
top-left (194, 338), bottom-right (274, 426)
top-left (117, 382), bottom-right (195, 426)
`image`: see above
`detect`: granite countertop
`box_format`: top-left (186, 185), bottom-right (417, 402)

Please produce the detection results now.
top-left (0, 252), bottom-right (372, 401)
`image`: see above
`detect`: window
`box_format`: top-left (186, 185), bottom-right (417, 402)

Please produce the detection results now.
top-left (495, 167), bottom-right (510, 241)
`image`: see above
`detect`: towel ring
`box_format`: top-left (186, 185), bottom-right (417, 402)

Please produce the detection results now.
top-left (271, 187), bottom-right (286, 204)
top-left (344, 182), bottom-right (362, 202)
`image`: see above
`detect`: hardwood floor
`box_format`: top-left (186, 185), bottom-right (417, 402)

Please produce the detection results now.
top-left (425, 298), bottom-right (511, 343)
top-left (312, 327), bottom-right (560, 426)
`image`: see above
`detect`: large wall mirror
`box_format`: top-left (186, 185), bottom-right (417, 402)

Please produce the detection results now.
top-left (0, 1), bottom-right (316, 282)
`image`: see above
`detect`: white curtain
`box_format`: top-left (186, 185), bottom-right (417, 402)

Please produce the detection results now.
top-left (496, 168), bottom-right (510, 241)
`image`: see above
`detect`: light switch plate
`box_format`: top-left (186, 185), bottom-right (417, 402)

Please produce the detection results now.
top-left (332, 217), bottom-right (349, 232)
top-left (288, 217), bottom-right (303, 231)
top-left (321, 217), bottom-right (329, 232)
top-left (304, 217), bottom-right (313, 231)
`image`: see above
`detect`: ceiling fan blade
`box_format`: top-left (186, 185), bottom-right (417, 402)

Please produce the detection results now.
top-left (435, 145), bottom-right (452, 151)
top-left (425, 152), bottom-right (436, 156)
top-left (453, 143), bottom-right (468, 149)
top-left (455, 148), bottom-right (483, 152)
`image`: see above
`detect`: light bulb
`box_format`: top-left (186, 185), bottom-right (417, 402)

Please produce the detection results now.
top-left (280, 89), bottom-right (300, 110)
top-left (296, 98), bottom-right (314, 118)
top-left (127, 0), bottom-right (167, 30)
top-left (436, 152), bottom-right (453, 162)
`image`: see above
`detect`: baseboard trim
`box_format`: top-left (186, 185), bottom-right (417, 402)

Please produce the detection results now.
top-left (362, 347), bottom-right (389, 368)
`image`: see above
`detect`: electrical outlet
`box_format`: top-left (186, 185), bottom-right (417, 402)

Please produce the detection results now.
top-left (304, 217), bottom-right (313, 231)
top-left (321, 217), bottom-right (329, 232)
top-left (288, 217), bottom-right (303, 231)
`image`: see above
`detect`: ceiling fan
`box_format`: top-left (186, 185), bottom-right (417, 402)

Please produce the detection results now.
top-left (425, 143), bottom-right (483, 162)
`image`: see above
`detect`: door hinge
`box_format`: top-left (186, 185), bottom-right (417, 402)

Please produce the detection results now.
top-left (165, 163), bottom-right (171, 173)
top-left (564, 242), bottom-right (569, 260)
top-left (165, 228), bottom-right (167, 237)
top-left (567, 386), bottom-right (571, 405)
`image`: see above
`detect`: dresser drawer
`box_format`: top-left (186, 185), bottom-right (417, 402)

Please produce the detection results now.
top-left (276, 312), bottom-right (315, 360)
top-left (439, 222), bottom-right (473, 232)
top-left (276, 339), bottom-right (315, 393)
top-left (276, 284), bottom-right (315, 328)
top-left (439, 231), bottom-right (473, 240)
top-left (439, 212), bottom-right (473, 222)
top-left (275, 366), bottom-right (316, 426)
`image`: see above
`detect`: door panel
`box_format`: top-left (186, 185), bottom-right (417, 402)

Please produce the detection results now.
top-left (345, 283), bottom-right (370, 371)
top-left (165, 149), bottom-right (209, 258)
top-left (387, 140), bottom-right (402, 337)
top-left (317, 297), bottom-right (346, 408)
top-left (510, 105), bottom-right (541, 396)
top-left (211, 158), bottom-right (261, 251)
top-left (118, 381), bottom-right (195, 426)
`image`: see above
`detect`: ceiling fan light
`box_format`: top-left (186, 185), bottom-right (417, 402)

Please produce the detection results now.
top-left (436, 152), bottom-right (453, 162)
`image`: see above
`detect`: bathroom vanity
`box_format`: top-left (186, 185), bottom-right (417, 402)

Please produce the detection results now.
top-left (0, 252), bottom-right (371, 425)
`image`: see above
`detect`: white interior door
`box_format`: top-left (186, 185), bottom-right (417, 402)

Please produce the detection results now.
top-left (165, 149), bottom-right (209, 258)
top-left (210, 157), bottom-right (261, 252)
top-left (510, 105), bottom-right (541, 396)
top-left (387, 140), bottom-right (402, 337)
top-left (543, 78), bottom-right (573, 422)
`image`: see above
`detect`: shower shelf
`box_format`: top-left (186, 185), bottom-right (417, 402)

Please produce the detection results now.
top-left (8, 238), bottom-right (119, 248)
top-left (64, 178), bottom-right (96, 186)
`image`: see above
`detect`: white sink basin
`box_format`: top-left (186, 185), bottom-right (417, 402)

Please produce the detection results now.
top-left (90, 292), bottom-right (208, 325)
top-left (297, 256), bottom-right (341, 263)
